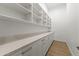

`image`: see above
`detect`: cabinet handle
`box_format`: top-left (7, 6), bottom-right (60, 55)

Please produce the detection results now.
top-left (77, 46), bottom-right (79, 50)
top-left (22, 47), bottom-right (32, 54)
top-left (41, 39), bottom-right (45, 41)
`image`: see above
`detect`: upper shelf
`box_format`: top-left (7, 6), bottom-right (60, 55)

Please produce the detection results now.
top-left (0, 14), bottom-right (27, 23)
top-left (33, 3), bottom-right (42, 12)
top-left (33, 3), bottom-right (43, 17)
top-left (0, 3), bottom-right (31, 15)
top-left (0, 3), bottom-right (51, 28)
top-left (17, 3), bottom-right (32, 12)
top-left (0, 3), bottom-right (32, 23)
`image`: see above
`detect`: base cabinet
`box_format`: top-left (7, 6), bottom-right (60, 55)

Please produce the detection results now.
top-left (5, 33), bottom-right (54, 56)
top-left (22, 40), bottom-right (42, 56)
top-left (41, 36), bottom-right (49, 55)
top-left (5, 48), bottom-right (22, 56)
top-left (31, 40), bottom-right (43, 56)
top-left (21, 44), bottom-right (33, 56)
top-left (49, 33), bottom-right (54, 44)
top-left (41, 35), bottom-right (53, 56)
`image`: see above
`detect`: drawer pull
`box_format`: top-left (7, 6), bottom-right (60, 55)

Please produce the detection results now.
top-left (42, 39), bottom-right (46, 41)
top-left (77, 46), bottom-right (79, 50)
top-left (22, 47), bottom-right (32, 54)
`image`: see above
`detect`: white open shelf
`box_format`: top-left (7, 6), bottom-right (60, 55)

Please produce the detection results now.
top-left (33, 3), bottom-right (42, 12)
top-left (0, 3), bottom-right (32, 23)
top-left (33, 3), bottom-right (43, 17)
top-left (33, 14), bottom-right (42, 25)
top-left (0, 3), bottom-right (51, 29)
top-left (33, 8), bottom-right (42, 17)
top-left (0, 13), bottom-right (32, 24)
top-left (18, 3), bottom-right (32, 12)
top-left (0, 3), bottom-right (31, 16)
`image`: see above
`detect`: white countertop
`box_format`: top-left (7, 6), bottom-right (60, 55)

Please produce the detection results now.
top-left (0, 32), bottom-right (53, 56)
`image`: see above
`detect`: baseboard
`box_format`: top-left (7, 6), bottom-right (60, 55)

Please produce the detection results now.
top-left (53, 39), bottom-right (66, 42)
top-left (66, 41), bottom-right (75, 56)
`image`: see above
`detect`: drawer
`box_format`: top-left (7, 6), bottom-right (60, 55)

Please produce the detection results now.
top-left (21, 44), bottom-right (33, 56)
top-left (41, 36), bottom-right (49, 55)
top-left (5, 48), bottom-right (22, 56)
top-left (31, 40), bottom-right (43, 56)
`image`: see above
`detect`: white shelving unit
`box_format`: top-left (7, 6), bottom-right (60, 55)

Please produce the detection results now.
top-left (18, 3), bottom-right (32, 11)
top-left (0, 3), bottom-right (51, 29)
top-left (46, 15), bottom-right (51, 27)
top-left (33, 3), bottom-right (43, 17)
top-left (0, 3), bottom-right (32, 23)
top-left (33, 14), bottom-right (42, 25)
top-left (42, 11), bottom-right (48, 27)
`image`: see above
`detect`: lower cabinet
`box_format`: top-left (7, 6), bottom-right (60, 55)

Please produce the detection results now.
top-left (5, 48), bottom-right (22, 56)
top-left (41, 36), bottom-right (49, 55)
top-left (31, 40), bottom-right (43, 56)
top-left (22, 40), bottom-right (42, 56)
top-left (21, 44), bottom-right (33, 56)
top-left (10, 51), bottom-right (22, 56)
top-left (49, 33), bottom-right (54, 44)
top-left (6, 40), bottom-right (43, 56)
top-left (41, 34), bottom-right (53, 56)
top-left (5, 33), bottom-right (54, 56)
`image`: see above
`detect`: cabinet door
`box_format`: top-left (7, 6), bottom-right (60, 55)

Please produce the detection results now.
top-left (21, 44), bottom-right (33, 56)
top-left (41, 36), bottom-right (49, 55)
top-left (49, 33), bottom-right (54, 44)
top-left (5, 49), bottom-right (22, 56)
top-left (48, 35), bottom-right (52, 47)
top-left (47, 36), bottom-right (51, 49)
top-left (22, 40), bottom-right (42, 56)
top-left (11, 51), bottom-right (22, 56)
top-left (31, 40), bottom-right (43, 56)
top-left (41, 35), bottom-right (54, 56)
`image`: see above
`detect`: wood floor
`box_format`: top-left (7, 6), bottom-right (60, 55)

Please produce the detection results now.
top-left (47, 40), bottom-right (72, 56)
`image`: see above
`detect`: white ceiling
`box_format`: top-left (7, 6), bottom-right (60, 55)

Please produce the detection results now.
top-left (45, 3), bottom-right (66, 11)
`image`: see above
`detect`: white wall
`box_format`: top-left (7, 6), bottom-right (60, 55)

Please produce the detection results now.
top-left (66, 3), bottom-right (79, 56)
top-left (49, 5), bottom-right (67, 42)
top-left (49, 3), bottom-right (79, 55)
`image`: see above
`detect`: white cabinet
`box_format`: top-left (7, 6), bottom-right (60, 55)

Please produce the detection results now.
top-left (10, 51), bottom-right (22, 56)
top-left (0, 3), bottom-right (51, 29)
top-left (21, 33), bottom-right (54, 56)
top-left (31, 40), bottom-right (43, 56)
top-left (6, 44), bottom-right (33, 56)
top-left (49, 33), bottom-right (54, 43)
top-left (6, 40), bottom-right (42, 56)
top-left (21, 44), bottom-right (33, 56)
top-left (5, 33), bottom-right (54, 56)
top-left (22, 40), bottom-right (42, 56)
top-left (41, 36), bottom-right (49, 55)
top-left (41, 33), bottom-right (54, 56)
top-left (5, 44), bottom-right (33, 56)
top-left (47, 33), bottom-right (54, 49)
top-left (5, 48), bottom-right (22, 56)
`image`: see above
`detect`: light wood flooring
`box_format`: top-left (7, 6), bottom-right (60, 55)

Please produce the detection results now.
top-left (47, 40), bottom-right (72, 56)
